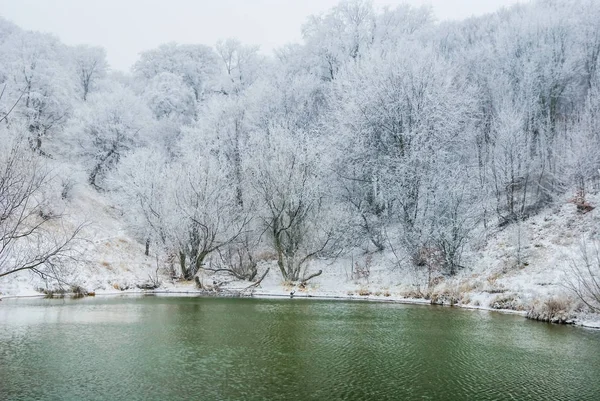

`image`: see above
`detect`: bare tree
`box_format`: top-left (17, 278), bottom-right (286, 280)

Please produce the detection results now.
top-left (204, 236), bottom-right (259, 281)
top-left (174, 173), bottom-right (251, 281)
top-left (0, 137), bottom-right (83, 282)
top-left (564, 240), bottom-right (600, 313)
top-left (249, 128), bottom-right (338, 282)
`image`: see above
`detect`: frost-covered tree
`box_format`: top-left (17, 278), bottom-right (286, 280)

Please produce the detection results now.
top-left (190, 94), bottom-right (251, 207)
top-left (143, 72), bottom-right (196, 122)
top-left (248, 127), bottom-right (339, 282)
top-left (0, 125), bottom-right (82, 281)
top-left (302, 0), bottom-right (375, 80)
top-left (374, 4), bottom-right (433, 49)
top-left (0, 31), bottom-right (76, 155)
top-left (71, 45), bottom-right (108, 101)
top-left (115, 146), bottom-right (249, 280)
top-left (565, 239), bottom-right (600, 313)
top-left (328, 46), bottom-right (475, 268)
top-left (134, 43), bottom-right (220, 101)
top-left (65, 83), bottom-right (154, 189)
top-left (108, 147), bottom-right (168, 256)
top-left (564, 61), bottom-right (600, 197)
top-left (140, 72), bottom-right (197, 155)
top-left (216, 38), bottom-right (264, 94)
top-left (169, 157), bottom-right (250, 280)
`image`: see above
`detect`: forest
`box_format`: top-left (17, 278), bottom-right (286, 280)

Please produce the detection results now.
top-left (1, 0), bottom-right (599, 314)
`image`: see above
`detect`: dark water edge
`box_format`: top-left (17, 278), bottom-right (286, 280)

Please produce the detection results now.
top-left (1, 296), bottom-right (600, 401)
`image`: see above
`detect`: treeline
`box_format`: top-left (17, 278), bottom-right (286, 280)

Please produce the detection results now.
top-left (1, 0), bottom-right (599, 283)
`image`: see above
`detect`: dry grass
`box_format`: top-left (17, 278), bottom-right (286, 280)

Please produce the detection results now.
top-left (358, 287), bottom-right (371, 296)
top-left (527, 296), bottom-right (575, 324)
top-left (430, 290), bottom-right (460, 306)
top-left (483, 273), bottom-right (507, 293)
top-left (489, 293), bottom-right (524, 311)
top-left (400, 288), bottom-right (425, 299)
top-left (487, 271), bottom-right (502, 285)
top-left (282, 280), bottom-right (294, 292)
top-left (458, 280), bottom-right (478, 293)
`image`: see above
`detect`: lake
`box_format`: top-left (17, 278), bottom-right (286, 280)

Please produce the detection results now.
top-left (1, 296), bottom-right (599, 400)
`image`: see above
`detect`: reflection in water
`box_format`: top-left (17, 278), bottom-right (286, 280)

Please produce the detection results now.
top-left (1, 297), bottom-right (599, 401)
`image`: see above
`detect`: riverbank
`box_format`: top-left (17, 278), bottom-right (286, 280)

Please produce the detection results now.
top-left (1, 187), bottom-right (599, 330)
top-left (3, 282), bottom-right (600, 330)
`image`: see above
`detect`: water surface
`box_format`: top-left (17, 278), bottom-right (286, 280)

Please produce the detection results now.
top-left (1, 296), bottom-right (599, 400)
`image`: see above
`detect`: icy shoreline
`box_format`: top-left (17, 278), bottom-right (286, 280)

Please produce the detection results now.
top-left (3, 284), bottom-right (599, 330)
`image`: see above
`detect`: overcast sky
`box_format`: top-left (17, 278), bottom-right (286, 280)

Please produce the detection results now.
top-left (0, 0), bottom-right (524, 72)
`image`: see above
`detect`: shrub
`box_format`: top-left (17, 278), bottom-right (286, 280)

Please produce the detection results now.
top-left (526, 297), bottom-right (574, 324)
top-left (358, 287), bottom-right (371, 296)
top-left (70, 285), bottom-right (89, 298)
top-left (36, 287), bottom-right (67, 298)
top-left (489, 293), bottom-right (524, 311)
top-left (352, 255), bottom-right (372, 281)
top-left (430, 288), bottom-right (460, 306)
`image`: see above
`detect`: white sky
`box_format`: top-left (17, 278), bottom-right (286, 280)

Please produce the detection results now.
top-left (0, 0), bottom-right (524, 72)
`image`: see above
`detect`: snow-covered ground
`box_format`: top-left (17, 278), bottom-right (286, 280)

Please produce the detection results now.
top-left (1, 186), bottom-right (599, 329)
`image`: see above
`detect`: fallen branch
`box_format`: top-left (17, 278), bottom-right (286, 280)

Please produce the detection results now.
top-left (245, 268), bottom-right (270, 290)
top-left (301, 269), bottom-right (322, 284)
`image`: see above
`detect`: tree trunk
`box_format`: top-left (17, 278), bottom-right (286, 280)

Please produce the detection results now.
top-left (179, 251), bottom-right (188, 279)
top-left (193, 250), bottom-right (209, 279)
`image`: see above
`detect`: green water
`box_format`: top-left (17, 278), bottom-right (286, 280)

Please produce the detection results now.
top-left (1, 296), bottom-right (599, 401)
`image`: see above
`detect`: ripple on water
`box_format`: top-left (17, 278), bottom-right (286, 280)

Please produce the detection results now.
top-left (1, 297), bottom-right (599, 401)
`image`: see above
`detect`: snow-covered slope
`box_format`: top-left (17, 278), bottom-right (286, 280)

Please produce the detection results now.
top-left (0, 184), bottom-right (156, 296)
